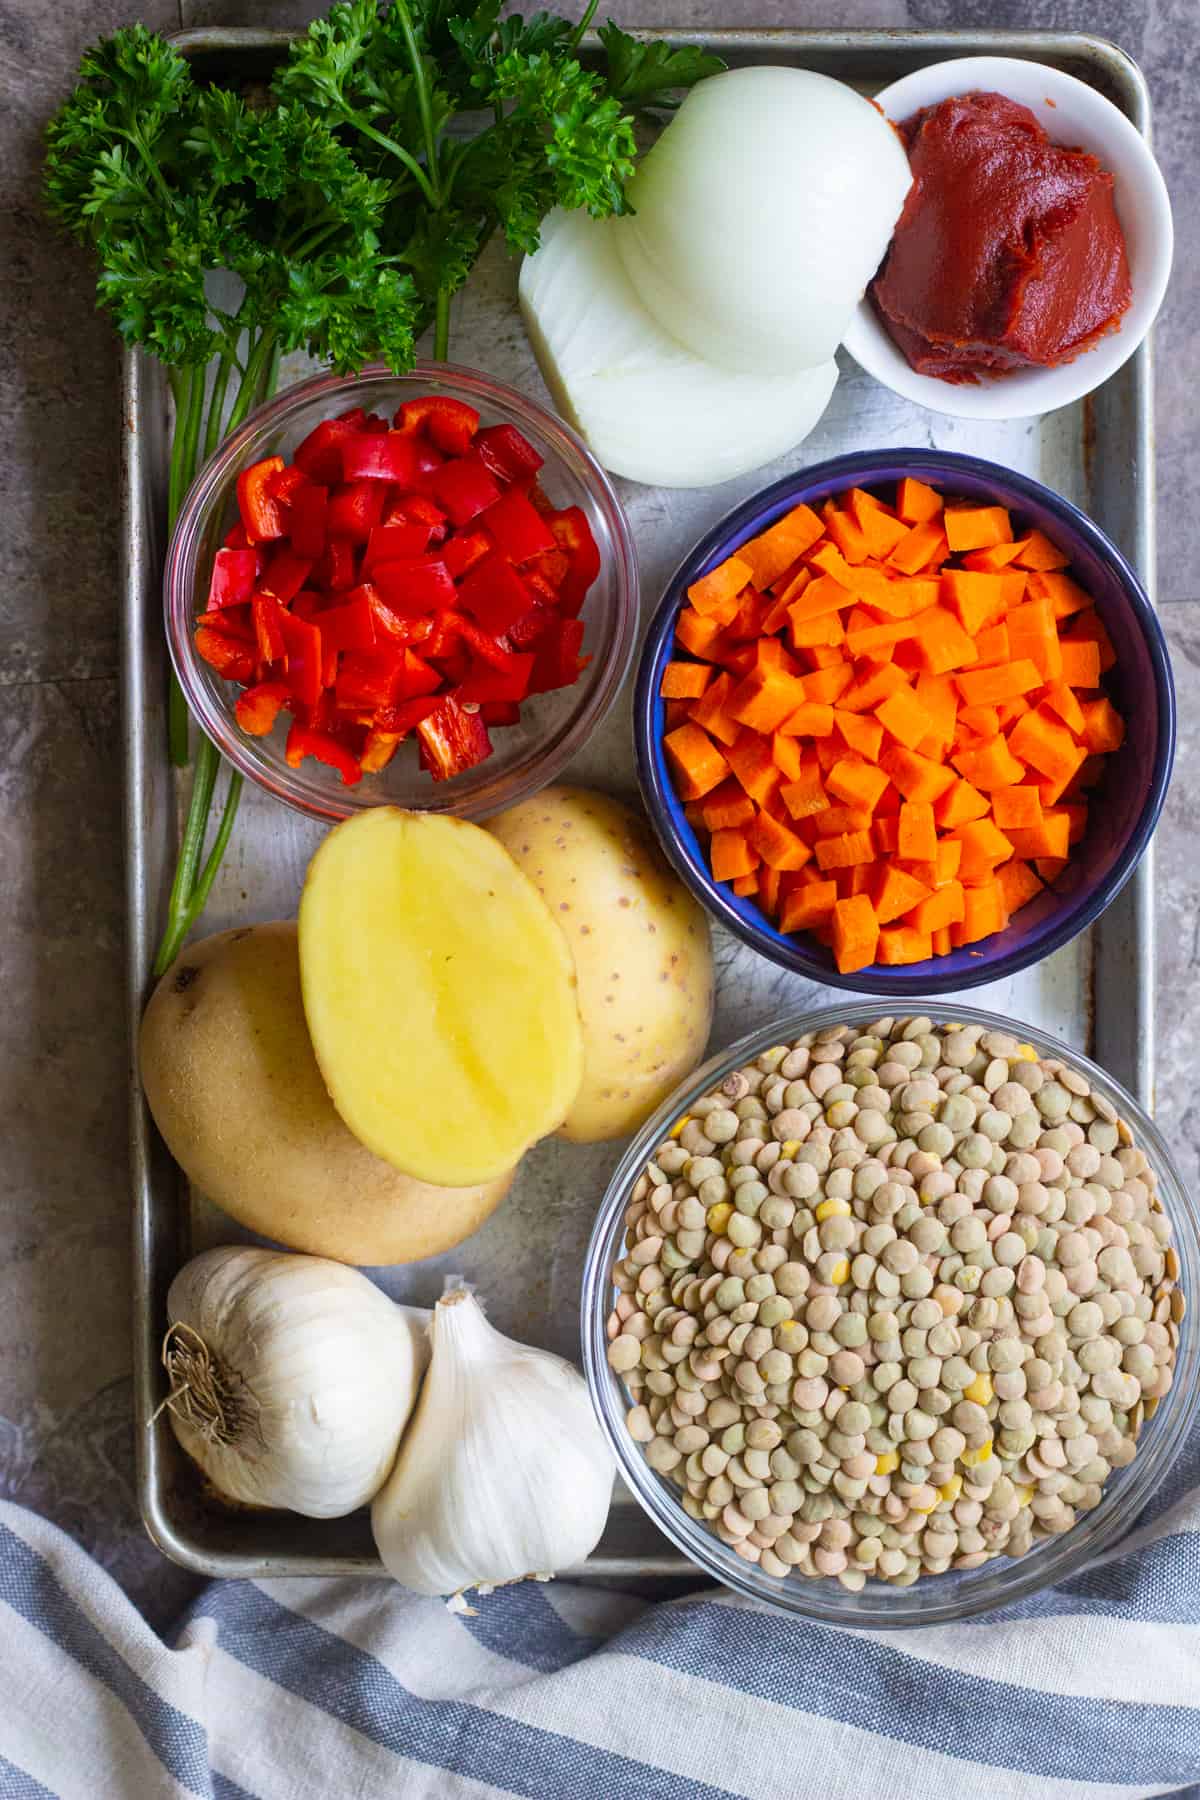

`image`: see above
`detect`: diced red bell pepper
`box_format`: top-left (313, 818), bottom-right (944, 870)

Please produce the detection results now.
top-left (259, 548), bottom-right (314, 605)
top-left (474, 423), bottom-right (544, 485)
top-left (525, 547), bottom-right (570, 591)
top-left (318, 586), bottom-right (378, 652)
top-left (373, 556), bottom-right (456, 615)
top-left (507, 603), bottom-right (555, 648)
top-left (265, 465), bottom-right (311, 507)
top-left (479, 488), bottom-right (557, 564)
top-left (397, 650), bottom-right (442, 698)
top-left (416, 694), bottom-right (493, 781)
top-left (316, 536), bottom-right (357, 592)
top-left (224, 521), bottom-right (251, 550)
top-left (457, 651), bottom-right (535, 705)
top-left (363, 521), bottom-right (432, 572)
top-left (252, 594), bottom-right (289, 666)
top-left (549, 507), bottom-right (600, 613)
top-left (361, 412), bottom-right (390, 432)
top-left (410, 439), bottom-right (446, 490)
top-left (200, 602), bottom-right (254, 643)
top-left (452, 615), bottom-right (521, 671)
top-left (436, 646), bottom-right (472, 685)
top-left (341, 430), bottom-right (421, 485)
top-left (456, 552), bottom-right (532, 636)
top-left (429, 456), bottom-right (502, 527)
top-left (288, 486), bottom-right (329, 559)
top-left (369, 596), bottom-right (436, 649)
top-left (524, 571), bottom-right (561, 609)
top-left (327, 480), bottom-right (385, 543)
top-left (530, 616), bottom-right (588, 694)
top-left (237, 456), bottom-right (287, 543)
top-left (396, 395), bottom-right (481, 456)
top-left (374, 694), bottom-right (443, 736)
top-left (441, 528), bottom-right (492, 580)
top-left (195, 625), bottom-right (257, 684)
top-left (278, 610), bottom-right (323, 709)
top-left (360, 726), bottom-right (402, 773)
top-left (294, 410), bottom-right (367, 484)
top-left (385, 494), bottom-right (448, 544)
top-left (234, 679), bottom-right (290, 737)
top-left (206, 547), bottom-right (260, 611)
top-left (284, 721), bottom-right (363, 786)
top-left (335, 646), bottom-right (408, 712)
top-left (479, 700), bottom-right (522, 728)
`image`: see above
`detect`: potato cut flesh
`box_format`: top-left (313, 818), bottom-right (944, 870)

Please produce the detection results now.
top-left (300, 809), bottom-right (584, 1185)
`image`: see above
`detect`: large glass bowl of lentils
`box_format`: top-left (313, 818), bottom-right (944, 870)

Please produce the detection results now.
top-left (581, 1004), bottom-right (1197, 1626)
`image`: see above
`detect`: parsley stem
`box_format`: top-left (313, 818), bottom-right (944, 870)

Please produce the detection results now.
top-left (344, 109), bottom-right (438, 208)
top-left (569, 0), bottom-right (601, 49)
top-left (167, 363), bottom-right (205, 768)
top-left (202, 353), bottom-right (234, 463)
top-left (226, 331), bottom-right (277, 436)
top-left (434, 288), bottom-right (451, 361)
top-left (393, 0), bottom-right (443, 204)
top-left (154, 734), bottom-right (219, 976)
top-left (156, 766), bottom-right (244, 974)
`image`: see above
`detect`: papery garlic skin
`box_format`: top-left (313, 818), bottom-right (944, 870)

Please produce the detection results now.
top-left (165, 1247), bottom-right (429, 1518)
top-left (371, 1290), bottom-right (614, 1598)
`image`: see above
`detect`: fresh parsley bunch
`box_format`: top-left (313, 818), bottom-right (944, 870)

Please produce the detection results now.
top-left (44, 4), bottom-right (720, 972)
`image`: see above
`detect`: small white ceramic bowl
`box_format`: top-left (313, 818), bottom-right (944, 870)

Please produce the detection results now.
top-left (841, 56), bottom-right (1173, 421)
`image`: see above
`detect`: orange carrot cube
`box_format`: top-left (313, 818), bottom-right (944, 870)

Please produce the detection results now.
top-left (660, 660), bottom-right (712, 701)
top-left (943, 505), bottom-right (1013, 553)
top-left (688, 555), bottom-right (751, 616)
top-left (826, 757), bottom-right (890, 814)
top-left (664, 722), bottom-right (729, 799)
top-left (832, 894), bottom-right (880, 973)
top-left (898, 799), bottom-right (937, 861)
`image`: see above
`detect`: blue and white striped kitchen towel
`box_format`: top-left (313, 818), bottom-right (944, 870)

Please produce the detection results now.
top-left (1, 1459), bottom-right (1198, 1800)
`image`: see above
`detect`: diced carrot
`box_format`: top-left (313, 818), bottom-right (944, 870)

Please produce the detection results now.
top-left (875, 685), bottom-right (936, 751)
top-left (721, 645), bottom-right (756, 678)
top-left (940, 569), bottom-right (1012, 636)
top-left (879, 744), bottom-right (957, 803)
top-left (790, 609), bottom-right (846, 651)
top-left (1036, 856), bottom-right (1070, 883)
top-left (952, 734), bottom-right (1027, 791)
top-left (956, 658), bottom-right (1042, 708)
top-left (1058, 638), bottom-right (1102, 688)
top-left (779, 700), bottom-right (836, 737)
top-left (846, 615), bottom-right (930, 658)
top-left (780, 765), bottom-right (828, 820)
top-left (660, 660), bottom-right (711, 700)
top-left (815, 830), bottom-right (876, 871)
top-left (807, 541), bottom-right (853, 580)
top-left (835, 709), bottom-right (885, 760)
top-left (803, 661), bottom-right (854, 705)
top-left (690, 669), bottom-right (741, 747)
top-left (898, 799), bottom-right (937, 861)
top-left (932, 925), bottom-right (953, 956)
top-left (1065, 608), bottom-right (1117, 672)
top-left (943, 505), bottom-right (1012, 552)
top-left (832, 894), bottom-right (880, 973)
top-left (738, 504), bottom-right (825, 590)
top-left (1009, 705), bottom-right (1088, 785)
top-left (973, 623), bottom-right (1012, 668)
top-left (758, 865), bottom-right (783, 917)
top-left (1030, 570), bottom-right (1093, 620)
top-left (839, 662), bottom-right (910, 713)
top-left (825, 509), bottom-right (872, 565)
top-left (870, 864), bottom-right (934, 925)
top-left (664, 722), bottom-right (729, 799)
top-left (889, 520), bottom-right (948, 576)
top-left (910, 608), bottom-right (979, 674)
top-left (874, 814), bottom-right (900, 854)
top-left (992, 784), bottom-right (1044, 830)
top-left (950, 880), bottom-right (1008, 946)
top-left (878, 925), bottom-right (934, 965)
top-left (747, 810), bottom-right (812, 872)
top-left (772, 732), bottom-right (805, 782)
top-left (934, 777), bottom-right (990, 830)
top-left (896, 477), bottom-right (943, 524)
top-left (908, 881), bottom-right (966, 933)
top-left (827, 757), bottom-right (890, 813)
top-left (914, 672), bottom-right (959, 748)
top-left (815, 736), bottom-right (846, 775)
top-left (997, 858), bottom-right (1044, 915)
top-left (726, 730), bottom-right (782, 808)
top-left (1013, 530), bottom-right (1070, 572)
top-left (862, 577), bottom-right (941, 619)
top-left (732, 872), bottom-right (759, 897)
top-left (725, 589), bottom-right (770, 644)
top-left (710, 827), bottom-right (759, 882)
top-left (1006, 595), bottom-right (1063, 683)
top-left (1078, 696), bottom-right (1126, 753)
top-left (787, 572), bottom-right (855, 624)
top-left (950, 817), bottom-right (1015, 884)
top-left (780, 878), bottom-right (838, 934)
top-left (935, 838), bottom-right (963, 884)
top-left (962, 541), bottom-right (1025, 571)
top-left (996, 696), bottom-right (1032, 731)
top-left (727, 666), bottom-right (808, 733)
top-left (701, 779), bottom-right (757, 832)
top-left (675, 606), bottom-right (726, 660)
top-left (1006, 812), bottom-right (1071, 860)
top-left (1042, 682), bottom-right (1086, 734)
top-left (756, 637), bottom-right (800, 675)
top-left (853, 503), bottom-right (910, 560)
top-left (813, 805), bottom-right (875, 837)
top-left (688, 555), bottom-right (751, 617)
top-left (956, 704), bottom-right (1001, 741)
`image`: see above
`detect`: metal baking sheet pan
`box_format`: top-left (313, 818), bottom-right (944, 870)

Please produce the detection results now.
top-left (123, 27), bottom-right (1158, 1578)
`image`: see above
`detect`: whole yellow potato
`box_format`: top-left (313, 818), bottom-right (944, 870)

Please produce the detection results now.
top-left (487, 787), bottom-right (713, 1142)
top-left (139, 922), bottom-right (512, 1265)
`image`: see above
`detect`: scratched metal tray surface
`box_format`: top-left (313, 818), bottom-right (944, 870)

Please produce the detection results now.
top-left (124, 28), bottom-right (1160, 1578)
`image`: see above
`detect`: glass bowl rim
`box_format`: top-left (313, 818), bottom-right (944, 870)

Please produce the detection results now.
top-left (165, 358), bottom-right (640, 823)
top-left (581, 998), bottom-right (1198, 1629)
top-left (633, 446), bottom-right (1176, 995)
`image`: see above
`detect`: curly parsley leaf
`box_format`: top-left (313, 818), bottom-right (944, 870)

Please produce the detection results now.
top-left (597, 22), bottom-right (725, 112)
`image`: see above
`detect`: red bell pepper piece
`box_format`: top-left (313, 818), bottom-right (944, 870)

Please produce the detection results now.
top-left (316, 536), bottom-right (357, 592)
top-left (479, 488), bottom-right (557, 564)
top-left (507, 603), bottom-right (555, 648)
top-left (360, 726), bottom-right (402, 773)
top-left (335, 647), bottom-right (408, 712)
top-left (456, 552), bottom-right (532, 636)
top-left (529, 616), bottom-right (588, 694)
top-left (480, 700), bottom-right (521, 728)
top-left (474, 423), bottom-right (544, 485)
top-left (441, 528), bottom-right (492, 579)
top-left (458, 651), bottom-right (535, 705)
top-left (385, 494), bottom-right (448, 544)
top-left (278, 610), bottom-right (323, 709)
top-left (429, 456), bottom-right (501, 527)
top-left (199, 602), bottom-right (254, 643)
top-left (373, 556), bottom-right (456, 614)
top-left (525, 547), bottom-right (570, 591)
top-left (195, 625), bottom-right (257, 684)
top-left (416, 694), bottom-right (493, 781)
top-left (265, 465), bottom-right (311, 507)
top-left (363, 521), bottom-right (432, 573)
top-left (234, 680), bottom-right (290, 737)
top-left (224, 521), bottom-right (251, 550)
top-left (236, 456), bottom-right (287, 543)
top-left (410, 439), bottom-right (446, 490)
top-left (341, 430), bottom-right (421, 485)
top-left (549, 507), bottom-right (600, 613)
top-left (205, 547), bottom-right (259, 611)
top-left (396, 395), bottom-right (480, 456)
top-left (259, 548), bottom-right (314, 605)
top-left (317, 586), bottom-right (378, 652)
top-left (294, 410), bottom-right (367, 484)
top-left (450, 614), bottom-right (520, 670)
top-left (524, 570), bottom-right (561, 609)
top-left (369, 596), bottom-right (436, 649)
top-left (284, 722), bottom-right (363, 786)
top-left (288, 486), bottom-right (328, 559)
top-left (327, 480), bottom-right (385, 543)
top-left (252, 594), bottom-right (289, 666)
top-left (374, 694), bottom-right (443, 736)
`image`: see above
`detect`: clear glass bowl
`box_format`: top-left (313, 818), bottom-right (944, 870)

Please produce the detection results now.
top-left (166, 361), bottom-right (639, 822)
top-left (581, 1002), bottom-right (1197, 1628)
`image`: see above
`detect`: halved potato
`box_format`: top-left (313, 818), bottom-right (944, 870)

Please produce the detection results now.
top-left (299, 809), bottom-right (584, 1185)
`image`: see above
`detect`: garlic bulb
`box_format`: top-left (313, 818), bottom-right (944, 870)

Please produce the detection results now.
top-left (371, 1289), bottom-right (614, 1602)
top-left (162, 1246), bottom-right (429, 1517)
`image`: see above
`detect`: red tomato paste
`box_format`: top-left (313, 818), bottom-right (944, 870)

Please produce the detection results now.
top-left (871, 91), bottom-right (1132, 383)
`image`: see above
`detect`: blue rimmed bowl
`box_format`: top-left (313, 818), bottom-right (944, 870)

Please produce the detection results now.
top-left (633, 449), bottom-right (1175, 995)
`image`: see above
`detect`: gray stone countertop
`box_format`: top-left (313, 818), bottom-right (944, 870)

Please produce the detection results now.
top-left (2, 0), bottom-right (1196, 1628)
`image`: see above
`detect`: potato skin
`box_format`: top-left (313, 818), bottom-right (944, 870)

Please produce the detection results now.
top-left (487, 787), bottom-right (714, 1142)
top-left (139, 922), bottom-right (511, 1265)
